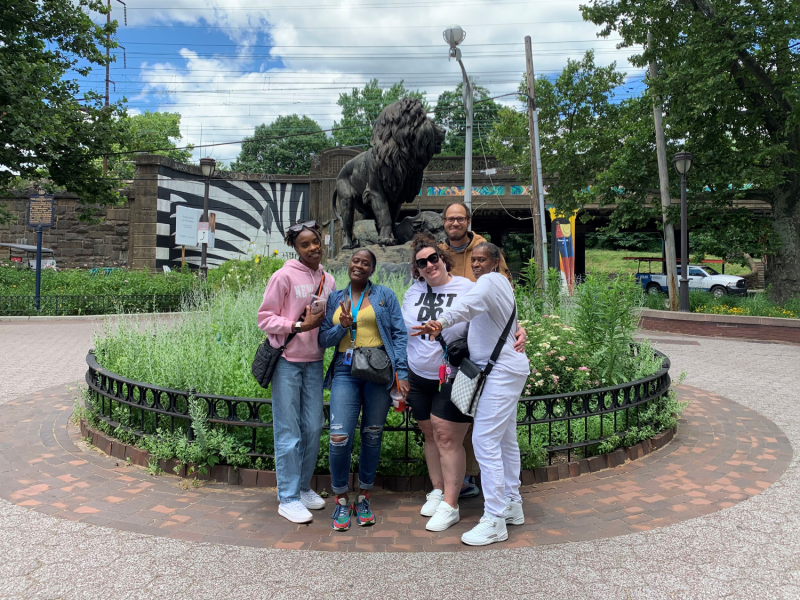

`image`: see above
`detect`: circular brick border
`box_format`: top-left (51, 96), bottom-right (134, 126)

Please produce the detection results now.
top-left (78, 419), bottom-right (676, 492)
top-left (2, 384), bottom-right (791, 552)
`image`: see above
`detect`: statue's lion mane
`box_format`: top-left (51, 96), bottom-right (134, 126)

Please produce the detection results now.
top-left (333, 97), bottom-right (446, 248)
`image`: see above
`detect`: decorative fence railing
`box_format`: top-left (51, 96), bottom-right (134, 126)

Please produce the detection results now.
top-left (1, 294), bottom-right (185, 316)
top-left (85, 349), bottom-right (671, 468)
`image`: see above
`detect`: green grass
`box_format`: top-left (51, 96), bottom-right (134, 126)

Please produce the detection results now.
top-left (585, 249), bottom-right (751, 276)
top-left (643, 289), bottom-right (800, 319)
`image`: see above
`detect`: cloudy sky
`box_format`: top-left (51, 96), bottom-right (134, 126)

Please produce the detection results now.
top-left (85, 0), bottom-right (646, 165)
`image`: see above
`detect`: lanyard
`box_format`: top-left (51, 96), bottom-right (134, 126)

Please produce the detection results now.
top-left (348, 282), bottom-right (370, 344)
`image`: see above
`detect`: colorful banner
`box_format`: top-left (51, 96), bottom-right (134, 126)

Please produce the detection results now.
top-left (548, 207), bottom-right (579, 296)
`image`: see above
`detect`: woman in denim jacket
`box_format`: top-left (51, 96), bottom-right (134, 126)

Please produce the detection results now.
top-left (319, 249), bottom-right (409, 531)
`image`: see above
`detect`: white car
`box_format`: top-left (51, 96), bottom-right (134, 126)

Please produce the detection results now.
top-left (636, 264), bottom-right (747, 298)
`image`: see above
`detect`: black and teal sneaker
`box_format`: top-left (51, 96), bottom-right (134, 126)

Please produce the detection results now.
top-left (354, 494), bottom-right (376, 526)
top-left (331, 496), bottom-right (352, 531)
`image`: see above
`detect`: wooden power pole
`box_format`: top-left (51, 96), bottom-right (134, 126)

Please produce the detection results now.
top-left (525, 36), bottom-right (545, 288)
top-left (647, 31), bottom-right (679, 311)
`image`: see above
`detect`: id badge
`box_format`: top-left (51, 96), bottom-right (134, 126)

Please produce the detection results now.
top-left (343, 348), bottom-right (354, 366)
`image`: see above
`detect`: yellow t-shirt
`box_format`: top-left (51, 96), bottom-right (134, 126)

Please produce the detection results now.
top-left (333, 304), bottom-right (382, 352)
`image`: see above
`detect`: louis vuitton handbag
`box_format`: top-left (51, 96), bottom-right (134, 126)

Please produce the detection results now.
top-left (450, 307), bottom-right (516, 417)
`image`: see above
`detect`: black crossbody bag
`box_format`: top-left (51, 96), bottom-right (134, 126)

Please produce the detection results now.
top-left (252, 277), bottom-right (325, 389)
top-left (425, 284), bottom-right (470, 367)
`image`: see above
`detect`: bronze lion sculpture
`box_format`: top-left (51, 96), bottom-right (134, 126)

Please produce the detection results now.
top-left (332, 97), bottom-right (446, 248)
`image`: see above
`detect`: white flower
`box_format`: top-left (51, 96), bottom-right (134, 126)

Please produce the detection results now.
top-left (550, 336), bottom-right (558, 341)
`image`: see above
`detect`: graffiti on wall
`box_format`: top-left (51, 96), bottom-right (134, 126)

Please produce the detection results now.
top-left (156, 167), bottom-right (309, 269)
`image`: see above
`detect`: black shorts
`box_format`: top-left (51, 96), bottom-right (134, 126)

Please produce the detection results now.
top-left (407, 370), bottom-right (473, 424)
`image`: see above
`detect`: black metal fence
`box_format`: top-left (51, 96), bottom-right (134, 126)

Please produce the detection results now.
top-left (85, 349), bottom-right (671, 468)
top-left (1, 295), bottom-right (185, 316)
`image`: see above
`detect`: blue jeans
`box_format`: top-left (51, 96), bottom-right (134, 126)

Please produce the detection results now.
top-left (329, 360), bottom-right (393, 495)
top-left (271, 357), bottom-right (324, 503)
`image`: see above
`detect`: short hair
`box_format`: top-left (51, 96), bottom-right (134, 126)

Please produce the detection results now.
top-left (410, 232), bottom-right (454, 281)
top-left (473, 241), bottom-right (502, 262)
top-left (352, 248), bottom-right (377, 273)
top-left (442, 202), bottom-right (472, 221)
top-left (284, 222), bottom-right (321, 248)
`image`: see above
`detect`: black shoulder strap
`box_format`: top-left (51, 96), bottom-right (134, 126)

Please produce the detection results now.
top-left (425, 283), bottom-right (449, 352)
top-left (281, 273), bottom-right (327, 349)
top-left (482, 305), bottom-right (517, 379)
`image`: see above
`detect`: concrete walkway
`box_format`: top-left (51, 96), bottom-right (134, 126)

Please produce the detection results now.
top-left (1, 320), bottom-right (798, 599)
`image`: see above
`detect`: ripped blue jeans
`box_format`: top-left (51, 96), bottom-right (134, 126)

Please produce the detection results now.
top-left (329, 358), bottom-right (393, 495)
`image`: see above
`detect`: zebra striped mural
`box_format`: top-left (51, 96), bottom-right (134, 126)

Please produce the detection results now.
top-left (155, 166), bottom-right (309, 269)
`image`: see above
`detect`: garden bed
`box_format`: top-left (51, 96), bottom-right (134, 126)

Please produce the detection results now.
top-left (77, 417), bottom-right (677, 491)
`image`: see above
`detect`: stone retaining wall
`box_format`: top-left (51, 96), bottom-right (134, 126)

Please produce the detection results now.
top-left (640, 309), bottom-right (800, 344)
top-left (79, 419), bottom-right (676, 492)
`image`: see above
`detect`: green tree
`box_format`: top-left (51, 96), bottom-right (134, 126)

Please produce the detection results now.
top-left (0, 0), bottom-right (126, 222)
top-left (581, 0), bottom-right (800, 301)
top-left (433, 83), bottom-right (501, 156)
top-left (332, 79), bottom-right (427, 148)
top-left (488, 51), bottom-right (624, 213)
top-left (110, 111), bottom-right (193, 179)
top-left (231, 114), bottom-right (328, 175)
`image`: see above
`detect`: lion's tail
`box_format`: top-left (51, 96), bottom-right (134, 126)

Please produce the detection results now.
top-left (332, 187), bottom-right (344, 229)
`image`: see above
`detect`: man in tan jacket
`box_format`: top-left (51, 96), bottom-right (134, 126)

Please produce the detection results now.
top-left (438, 203), bottom-right (512, 283)
top-left (437, 202), bottom-right (514, 499)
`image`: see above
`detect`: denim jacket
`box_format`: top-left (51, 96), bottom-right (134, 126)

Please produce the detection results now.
top-left (319, 283), bottom-right (409, 389)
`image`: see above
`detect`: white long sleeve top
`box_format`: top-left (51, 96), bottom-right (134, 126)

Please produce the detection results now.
top-left (438, 273), bottom-right (530, 377)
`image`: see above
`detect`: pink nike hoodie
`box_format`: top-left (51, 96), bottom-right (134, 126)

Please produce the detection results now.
top-left (257, 259), bottom-right (336, 362)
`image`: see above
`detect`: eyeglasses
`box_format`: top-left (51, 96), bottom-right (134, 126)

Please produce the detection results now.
top-left (444, 216), bottom-right (468, 224)
top-left (415, 253), bottom-right (442, 269)
top-left (287, 220), bottom-right (318, 233)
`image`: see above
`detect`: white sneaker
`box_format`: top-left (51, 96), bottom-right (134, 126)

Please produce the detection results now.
top-left (426, 501), bottom-right (460, 532)
top-left (278, 500), bottom-right (313, 524)
top-left (503, 499), bottom-right (525, 525)
top-left (420, 489), bottom-right (444, 517)
top-left (300, 489), bottom-right (326, 510)
top-left (461, 513), bottom-right (508, 546)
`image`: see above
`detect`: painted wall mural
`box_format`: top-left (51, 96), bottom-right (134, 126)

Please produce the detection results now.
top-left (426, 186), bottom-right (506, 196)
top-left (548, 207), bottom-right (579, 296)
top-left (156, 166), bottom-right (309, 269)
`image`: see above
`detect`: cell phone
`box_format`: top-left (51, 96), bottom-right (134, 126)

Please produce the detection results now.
top-left (310, 294), bottom-right (325, 315)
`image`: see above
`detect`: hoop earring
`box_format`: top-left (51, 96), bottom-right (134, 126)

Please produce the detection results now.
top-left (492, 266), bottom-right (499, 273)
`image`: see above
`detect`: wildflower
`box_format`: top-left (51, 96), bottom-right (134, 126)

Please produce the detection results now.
top-left (566, 341), bottom-right (574, 346)
top-left (539, 342), bottom-right (550, 349)
top-left (535, 380), bottom-right (544, 386)
top-left (558, 356), bottom-right (566, 361)
top-left (578, 366), bottom-right (589, 372)
top-left (550, 336), bottom-right (558, 341)
top-left (551, 375), bottom-right (559, 383)
top-left (544, 366), bottom-right (551, 371)
top-left (565, 367), bottom-right (573, 372)
top-left (534, 352), bottom-right (542, 357)
top-left (273, 250), bottom-right (279, 255)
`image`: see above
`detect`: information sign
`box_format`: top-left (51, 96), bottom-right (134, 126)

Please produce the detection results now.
top-left (27, 190), bottom-right (55, 228)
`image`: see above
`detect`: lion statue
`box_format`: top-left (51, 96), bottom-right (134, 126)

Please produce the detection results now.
top-left (332, 97), bottom-right (446, 248)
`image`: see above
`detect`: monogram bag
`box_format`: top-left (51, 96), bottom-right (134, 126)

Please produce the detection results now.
top-left (350, 346), bottom-right (393, 384)
top-left (450, 306), bottom-right (516, 417)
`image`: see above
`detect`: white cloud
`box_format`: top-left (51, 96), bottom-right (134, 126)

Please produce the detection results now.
top-left (115, 0), bottom-right (641, 164)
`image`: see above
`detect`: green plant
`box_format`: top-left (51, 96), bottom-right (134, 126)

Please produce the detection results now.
top-left (571, 272), bottom-right (643, 384)
top-left (145, 459), bottom-right (163, 476)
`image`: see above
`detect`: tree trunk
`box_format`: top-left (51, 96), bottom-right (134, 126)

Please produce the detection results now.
top-left (766, 186), bottom-right (800, 303)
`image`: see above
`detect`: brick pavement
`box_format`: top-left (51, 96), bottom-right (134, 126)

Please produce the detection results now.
top-left (0, 383), bottom-right (789, 552)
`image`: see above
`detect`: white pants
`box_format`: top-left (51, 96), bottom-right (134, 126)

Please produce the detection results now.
top-left (471, 368), bottom-right (528, 517)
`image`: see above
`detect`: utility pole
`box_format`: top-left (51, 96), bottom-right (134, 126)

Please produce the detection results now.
top-left (648, 31), bottom-right (679, 311)
top-left (525, 36), bottom-right (546, 287)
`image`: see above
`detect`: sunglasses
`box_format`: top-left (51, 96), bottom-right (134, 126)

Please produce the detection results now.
top-left (415, 253), bottom-right (442, 269)
top-left (288, 220), bottom-right (318, 233)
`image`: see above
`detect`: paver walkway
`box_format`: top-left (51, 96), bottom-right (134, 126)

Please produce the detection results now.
top-left (0, 385), bottom-right (790, 552)
top-left (1, 320), bottom-right (799, 599)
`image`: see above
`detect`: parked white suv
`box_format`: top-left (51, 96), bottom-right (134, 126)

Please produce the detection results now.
top-left (637, 265), bottom-right (747, 298)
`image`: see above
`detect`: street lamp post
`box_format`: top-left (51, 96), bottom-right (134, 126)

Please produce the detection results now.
top-left (199, 157), bottom-right (216, 280)
top-left (443, 25), bottom-right (473, 221)
top-left (672, 151), bottom-right (693, 312)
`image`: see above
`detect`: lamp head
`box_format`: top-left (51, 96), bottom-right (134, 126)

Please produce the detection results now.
top-left (672, 151), bottom-right (693, 176)
top-left (200, 157), bottom-right (217, 178)
top-left (443, 25), bottom-right (466, 51)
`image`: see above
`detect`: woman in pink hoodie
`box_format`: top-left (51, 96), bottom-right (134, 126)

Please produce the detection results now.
top-left (257, 221), bottom-right (336, 524)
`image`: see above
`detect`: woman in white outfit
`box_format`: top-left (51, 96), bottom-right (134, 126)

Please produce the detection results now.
top-left (413, 242), bottom-right (529, 546)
